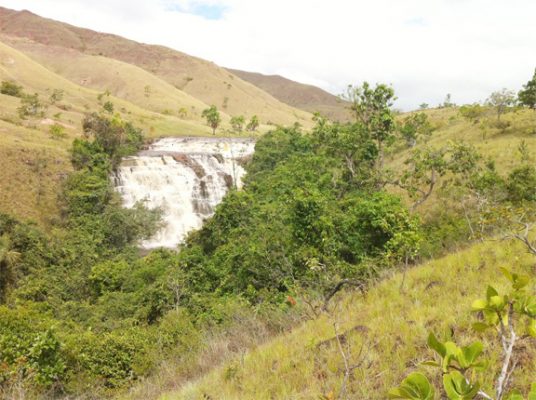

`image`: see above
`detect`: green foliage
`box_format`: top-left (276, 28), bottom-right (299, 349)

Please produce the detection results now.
top-left (393, 268), bottom-right (536, 400)
top-left (341, 82), bottom-right (397, 168)
top-left (388, 372), bottom-right (434, 399)
top-left (0, 306), bottom-right (65, 388)
top-left (68, 329), bottom-right (149, 388)
top-left (246, 115), bottom-right (260, 132)
top-left (518, 68), bottom-right (536, 109)
top-left (82, 112), bottom-right (144, 167)
top-left (230, 115), bottom-right (245, 133)
top-left (103, 101), bottom-right (114, 114)
top-left (0, 113), bottom-right (167, 395)
top-left (178, 107), bottom-right (188, 118)
top-left (459, 103), bottom-right (486, 124)
top-left (0, 80), bottom-right (23, 97)
top-left (179, 125), bottom-right (420, 306)
top-left (202, 105), bottom-right (221, 135)
top-left (17, 93), bottom-right (46, 118)
top-left (399, 112), bottom-right (434, 147)
top-left (506, 165), bottom-right (536, 202)
top-left (396, 141), bottom-right (482, 209)
top-left (441, 93), bottom-right (456, 108)
top-left (442, 371), bottom-right (480, 400)
top-left (49, 123), bottom-right (66, 139)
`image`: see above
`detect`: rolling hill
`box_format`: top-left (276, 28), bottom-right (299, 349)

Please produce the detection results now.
top-left (228, 68), bottom-right (352, 121)
top-left (0, 6), bottom-right (315, 127)
top-left (0, 39), bottom-right (212, 225)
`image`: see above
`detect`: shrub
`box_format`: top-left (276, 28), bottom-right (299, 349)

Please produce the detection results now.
top-left (49, 123), bottom-right (66, 139)
top-left (17, 94), bottom-right (46, 119)
top-left (0, 307), bottom-right (65, 388)
top-left (66, 329), bottom-right (150, 388)
top-left (507, 165), bottom-right (536, 202)
top-left (459, 103), bottom-right (486, 124)
top-left (0, 80), bottom-right (23, 97)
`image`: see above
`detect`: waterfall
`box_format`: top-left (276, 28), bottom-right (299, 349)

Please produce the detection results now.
top-left (114, 137), bottom-right (255, 249)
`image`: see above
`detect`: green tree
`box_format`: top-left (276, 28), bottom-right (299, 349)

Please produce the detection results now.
top-left (518, 68), bottom-right (536, 109)
top-left (230, 115), bottom-right (245, 133)
top-left (394, 142), bottom-right (482, 210)
top-left (246, 115), bottom-right (260, 132)
top-left (399, 112), bottom-right (434, 147)
top-left (81, 113), bottom-right (144, 167)
top-left (202, 105), bottom-right (221, 135)
top-left (487, 89), bottom-right (515, 121)
top-left (341, 82), bottom-right (397, 169)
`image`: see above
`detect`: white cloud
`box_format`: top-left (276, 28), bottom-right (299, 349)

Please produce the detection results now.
top-left (1, 0), bottom-right (535, 109)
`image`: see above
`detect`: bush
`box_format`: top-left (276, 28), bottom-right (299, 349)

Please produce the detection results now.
top-left (459, 103), bottom-right (486, 124)
top-left (66, 329), bottom-right (150, 388)
top-left (49, 123), bottom-right (66, 139)
top-left (0, 306), bottom-right (65, 388)
top-left (0, 80), bottom-right (23, 97)
top-left (507, 165), bottom-right (536, 202)
top-left (17, 93), bottom-right (46, 118)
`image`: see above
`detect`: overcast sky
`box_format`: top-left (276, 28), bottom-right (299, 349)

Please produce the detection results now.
top-left (2, 0), bottom-right (535, 110)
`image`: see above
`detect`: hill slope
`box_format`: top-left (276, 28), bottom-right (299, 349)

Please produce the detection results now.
top-left (0, 7), bottom-right (313, 127)
top-left (154, 240), bottom-right (535, 400)
top-left (0, 39), bottom-right (212, 225)
top-left (228, 68), bottom-right (352, 121)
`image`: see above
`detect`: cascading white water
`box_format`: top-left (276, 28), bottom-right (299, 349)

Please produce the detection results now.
top-left (114, 137), bottom-right (255, 249)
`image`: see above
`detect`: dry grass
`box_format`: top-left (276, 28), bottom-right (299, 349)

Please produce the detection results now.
top-left (159, 240), bottom-right (536, 400)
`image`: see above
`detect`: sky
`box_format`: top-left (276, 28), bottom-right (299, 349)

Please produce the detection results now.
top-left (1, 0), bottom-right (535, 110)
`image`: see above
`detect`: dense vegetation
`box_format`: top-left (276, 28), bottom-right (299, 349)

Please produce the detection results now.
top-left (1, 74), bottom-right (536, 399)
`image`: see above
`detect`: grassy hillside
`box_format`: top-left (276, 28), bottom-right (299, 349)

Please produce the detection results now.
top-left (158, 239), bottom-right (535, 400)
top-left (228, 68), bottom-right (352, 122)
top-left (0, 7), bottom-right (314, 128)
top-left (0, 39), bottom-right (213, 225)
top-left (0, 34), bottom-right (216, 121)
top-left (389, 107), bottom-right (536, 169)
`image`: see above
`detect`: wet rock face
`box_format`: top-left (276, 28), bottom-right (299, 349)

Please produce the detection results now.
top-left (114, 137), bottom-right (255, 249)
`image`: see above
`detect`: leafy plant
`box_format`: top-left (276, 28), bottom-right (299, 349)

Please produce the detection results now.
top-left (246, 115), bottom-right (259, 132)
top-left (0, 80), bottom-right (23, 97)
top-left (230, 115), bottom-right (245, 133)
top-left (390, 268), bottom-right (536, 400)
top-left (202, 105), bottom-right (221, 135)
top-left (49, 123), bottom-right (66, 139)
top-left (399, 112), bottom-right (434, 147)
top-left (17, 93), bottom-right (46, 118)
